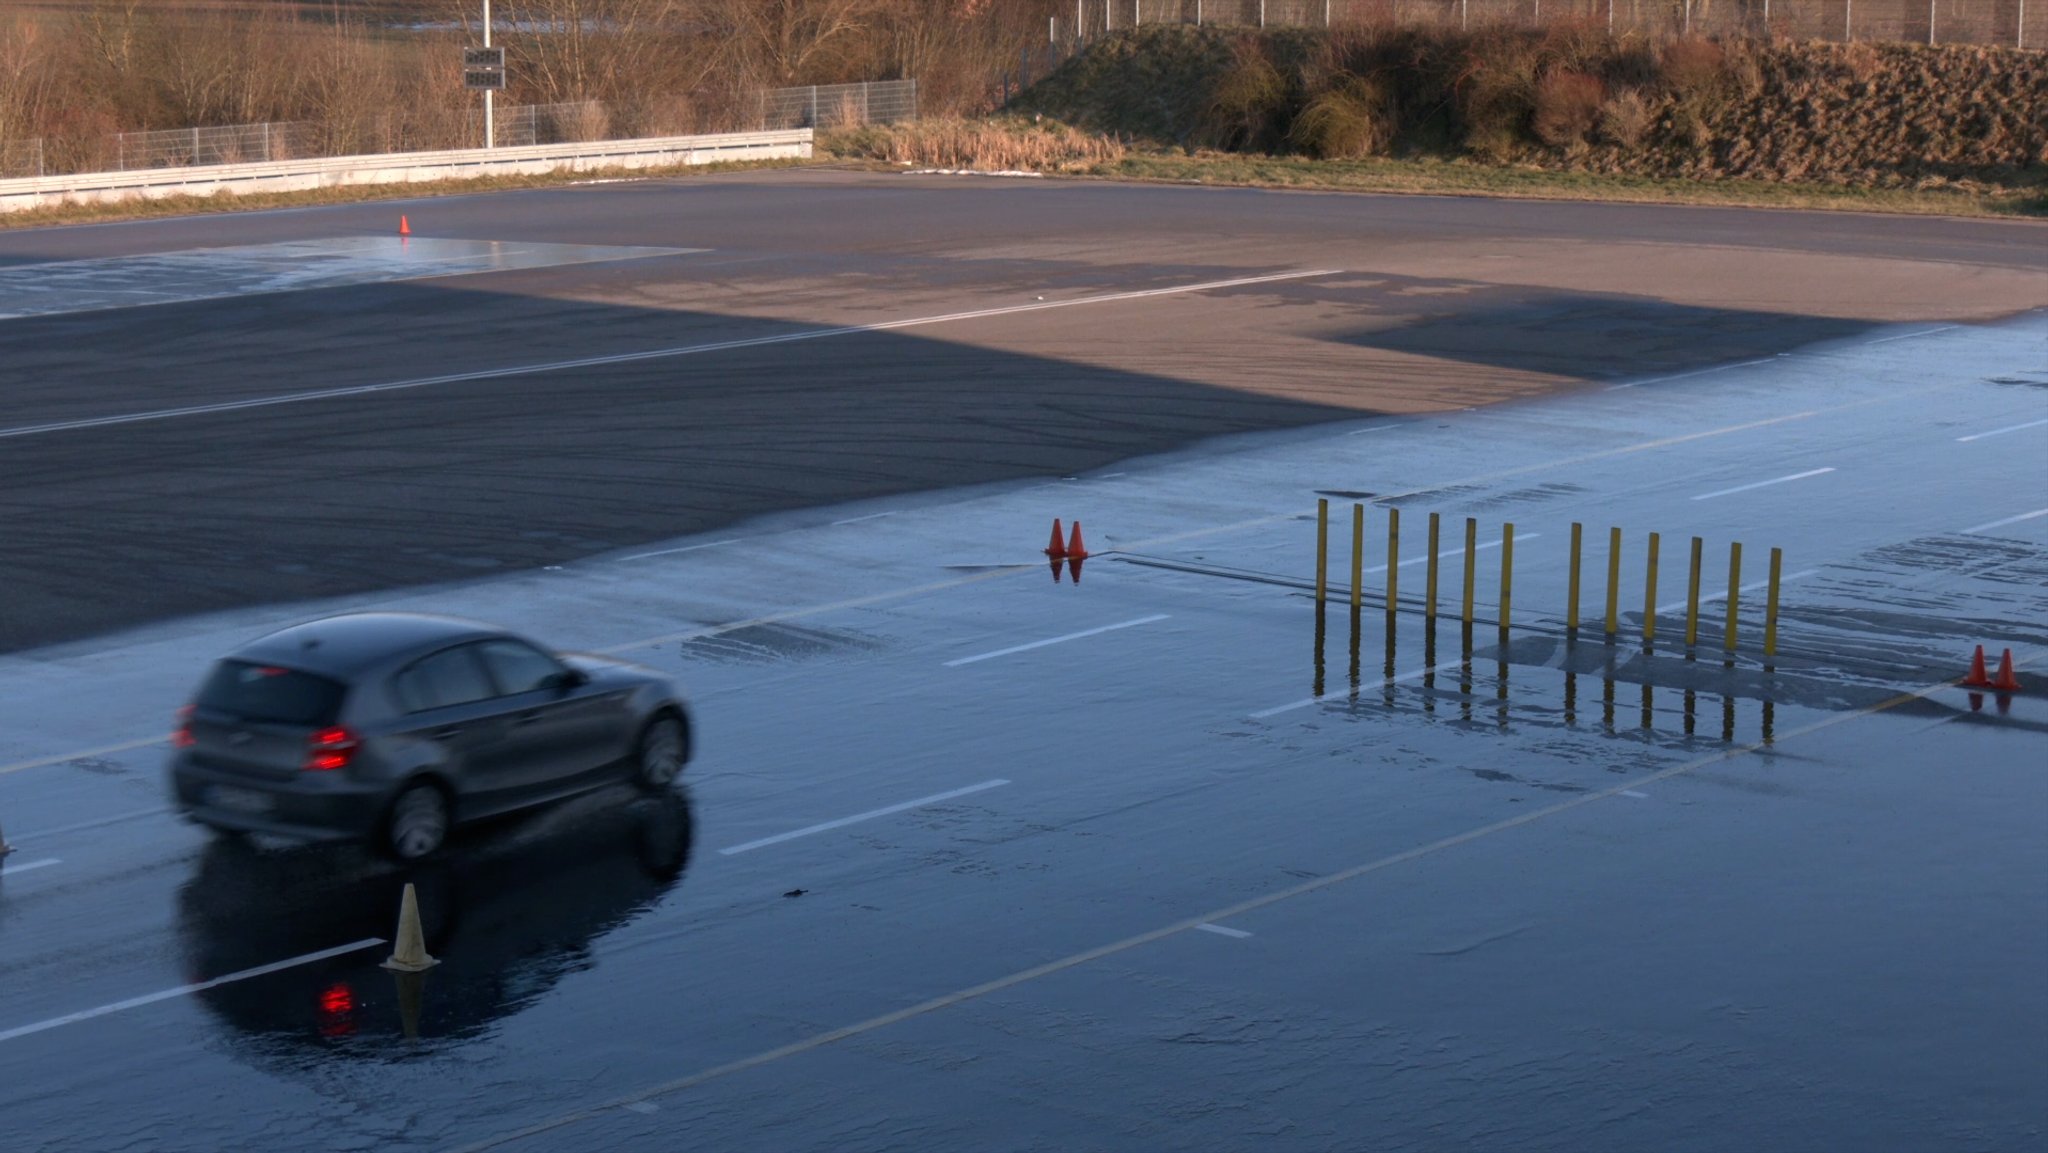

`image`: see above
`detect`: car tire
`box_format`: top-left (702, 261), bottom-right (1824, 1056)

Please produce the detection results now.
top-left (632, 714), bottom-right (686, 791)
top-left (384, 782), bottom-right (449, 862)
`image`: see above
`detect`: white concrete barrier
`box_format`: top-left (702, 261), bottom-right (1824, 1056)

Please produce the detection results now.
top-left (0, 129), bottom-right (812, 213)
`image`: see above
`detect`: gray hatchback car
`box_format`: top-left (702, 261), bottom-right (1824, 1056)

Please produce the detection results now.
top-left (168, 612), bottom-right (691, 860)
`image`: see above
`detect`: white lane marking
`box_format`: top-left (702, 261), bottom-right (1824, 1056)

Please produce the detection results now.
top-left (621, 1102), bottom-right (660, 1115)
top-left (1957, 417), bottom-right (2048, 443)
top-left (0, 269), bottom-right (1340, 442)
top-left (831, 512), bottom-right (897, 526)
top-left (619, 539), bottom-right (741, 562)
top-left (1098, 472), bottom-right (1128, 479)
top-left (1196, 923), bottom-right (1253, 939)
top-left (719, 779), bottom-right (1010, 856)
top-left (1606, 357), bottom-right (1776, 390)
top-left (1250, 696), bottom-right (1322, 719)
top-left (1868, 325), bottom-right (1959, 344)
top-left (8, 807), bottom-right (171, 841)
top-left (1365, 532), bottom-right (1539, 576)
top-left (944, 614), bottom-right (1170, 668)
top-left (1346, 423), bottom-right (1403, 435)
top-left (0, 938), bottom-right (385, 1045)
top-left (1655, 568), bottom-right (1818, 614)
top-left (1250, 654), bottom-right (1476, 720)
top-left (1963, 507), bottom-right (2048, 535)
top-left (0, 858), bottom-right (61, 878)
top-left (0, 736), bottom-right (164, 779)
top-left (1620, 790), bottom-right (1649, 799)
top-left (1690, 467), bottom-right (1835, 501)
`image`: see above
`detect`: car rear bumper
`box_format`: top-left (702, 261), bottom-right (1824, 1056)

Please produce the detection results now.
top-left (169, 755), bottom-right (388, 842)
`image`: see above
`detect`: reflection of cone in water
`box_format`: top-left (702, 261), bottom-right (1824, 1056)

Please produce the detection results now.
top-left (381, 882), bottom-right (439, 972)
top-left (1049, 556), bottom-right (1064, 583)
top-left (1969, 691), bottom-right (1984, 713)
top-left (1993, 649), bottom-right (2020, 692)
top-left (1964, 645), bottom-right (1992, 688)
top-left (1044, 519), bottom-right (1066, 559)
top-left (0, 819), bottom-right (13, 857)
top-left (1067, 556), bottom-right (1084, 584)
top-left (391, 969), bottom-right (428, 1040)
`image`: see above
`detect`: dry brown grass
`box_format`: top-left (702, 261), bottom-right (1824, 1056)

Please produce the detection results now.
top-left (826, 117), bottom-right (1124, 171)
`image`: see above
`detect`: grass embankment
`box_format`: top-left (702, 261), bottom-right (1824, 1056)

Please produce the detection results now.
top-left (837, 25), bottom-right (2048, 218)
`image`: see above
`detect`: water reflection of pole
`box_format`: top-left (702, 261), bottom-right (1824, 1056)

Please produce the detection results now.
top-left (1313, 597), bottom-right (1326, 699)
top-left (1722, 694), bottom-right (1736, 742)
top-left (1762, 698), bottom-right (1775, 745)
top-left (1602, 671), bottom-right (1616, 732)
top-left (1496, 653), bottom-right (1509, 729)
top-left (1459, 630), bottom-right (1473, 724)
top-left (1684, 687), bottom-right (1697, 736)
top-left (1423, 628), bottom-right (1438, 716)
top-left (1564, 669), bottom-right (1577, 726)
top-left (1641, 681), bottom-right (1654, 730)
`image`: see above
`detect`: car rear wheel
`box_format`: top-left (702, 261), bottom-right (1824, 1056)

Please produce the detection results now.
top-left (633, 715), bottom-right (685, 791)
top-left (385, 783), bottom-right (449, 861)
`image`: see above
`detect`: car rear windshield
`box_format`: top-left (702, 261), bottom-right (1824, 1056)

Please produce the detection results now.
top-left (196, 660), bottom-right (347, 726)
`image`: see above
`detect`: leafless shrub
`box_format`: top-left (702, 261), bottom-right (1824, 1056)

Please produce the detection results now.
top-left (1533, 69), bottom-right (1604, 149)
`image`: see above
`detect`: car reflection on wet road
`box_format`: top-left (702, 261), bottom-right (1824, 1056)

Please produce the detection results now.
top-left (176, 787), bottom-right (693, 1051)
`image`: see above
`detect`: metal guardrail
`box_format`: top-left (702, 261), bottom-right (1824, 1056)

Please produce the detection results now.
top-left (0, 129), bottom-right (812, 213)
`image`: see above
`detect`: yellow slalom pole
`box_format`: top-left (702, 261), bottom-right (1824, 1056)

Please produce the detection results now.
top-left (1461, 517), bottom-right (1477, 627)
top-left (1566, 522), bottom-right (1583, 630)
top-left (1764, 547), bottom-right (1784, 660)
top-left (1425, 512), bottom-right (1441, 621)
top-left (1724, 541), bottom-right (1743, 653)
top-left (1315, 498), bottom-right (1328, 605)
top-left (1385, 507), bottom-right (1400, 614)
top-left (1604, 527), bottom-right (1621, 639)
top-left (1643, 532), bottom-right (1660, 644)
top-left (1499, 522), bottom-right (1514, 633)
top-left (1685, 536), bottom-right (1704, 648)
top-left (1349, 504), bottom-right (1364, 612)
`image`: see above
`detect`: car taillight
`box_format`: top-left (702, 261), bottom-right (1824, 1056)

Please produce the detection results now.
top-left (172, 705), bottom-right (195, 748)
top-left (305, 726), bottom-right (359, 772)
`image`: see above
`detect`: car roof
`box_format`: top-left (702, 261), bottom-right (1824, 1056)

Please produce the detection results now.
top-left (229, 613), bottom-right (507, 679)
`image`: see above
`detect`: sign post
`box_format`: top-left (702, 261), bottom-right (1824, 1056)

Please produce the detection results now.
top-left (463, 1), bottom-right (506, 148)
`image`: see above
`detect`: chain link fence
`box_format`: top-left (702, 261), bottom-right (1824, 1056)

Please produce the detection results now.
top-left (1056, 0), bottom-right (2039, 46)
top-left (3, 79), bottom-right (917, 179)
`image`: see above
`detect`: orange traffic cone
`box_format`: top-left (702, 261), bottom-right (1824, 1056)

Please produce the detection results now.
top-left (1066, 521), bottom-right (1089, 560)
top-left (1993, 649), bottom-right (2020, 693)
top-left (1044, 518), bottom-right (1066, 559)
top-left (399, 214), bottom-right (411, 237)
top-left (1963, 645), bottom-right (1993, 688)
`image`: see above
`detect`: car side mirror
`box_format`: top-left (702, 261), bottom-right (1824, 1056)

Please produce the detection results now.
top-left (549, 668), bottom-right (590, 693)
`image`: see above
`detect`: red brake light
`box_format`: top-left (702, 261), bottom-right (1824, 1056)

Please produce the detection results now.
top-left (304, 726), bottom-right (359, 771)
top-left (172, 705), bottom-right (195, 748)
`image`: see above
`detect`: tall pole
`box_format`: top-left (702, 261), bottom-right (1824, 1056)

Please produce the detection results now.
top-left (483, 0), bottom-right (494, 149)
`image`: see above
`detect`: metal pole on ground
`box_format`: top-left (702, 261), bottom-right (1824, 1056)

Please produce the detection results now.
top-left (1386, 508), bottom-right (1401, 616)
top-left (1685, 536), bottom-right (1704, 649)
top-left (1566, 522), bottom-right (1583, 632)
top-left (1350, 504), bottom-right (1365, 613)
top-left (1315, 499), bottom-right (1330, 604)
top-left (1724, 542), bottom-right (1743, 654)
top-left (1643, 532), bottom-right (1660, 647)
top-left (1499, 524), bottom-right (1514, 636)
top-left (1426, 513), bottom-right (1441, 623)
top-left (1461, 518), bottom-right (1478, 628)
top-left (1763, 547), bottom-right (1784, 662)
top-left (1604, 527), bottom-right (1622, 640)
top-left (484, 0), bottom-right (494, 149)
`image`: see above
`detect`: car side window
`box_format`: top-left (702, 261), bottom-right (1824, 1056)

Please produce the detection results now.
top-left (391, 645), bottom-right (497, 713)
top-left (475, 638), bottom-right (564, 696)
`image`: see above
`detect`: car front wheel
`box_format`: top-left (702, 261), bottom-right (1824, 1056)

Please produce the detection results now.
top-left (633, 715), bottom-right (685, 791)
top-left (385, 783), bottom-right (449, 861)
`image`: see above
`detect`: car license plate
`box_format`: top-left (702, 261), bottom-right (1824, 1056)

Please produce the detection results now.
top-left (209, 784), bottom-right (272, 815)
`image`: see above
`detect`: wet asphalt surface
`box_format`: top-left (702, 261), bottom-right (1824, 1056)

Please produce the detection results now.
top-left (1, 172), bottom-right (2046, 1151)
